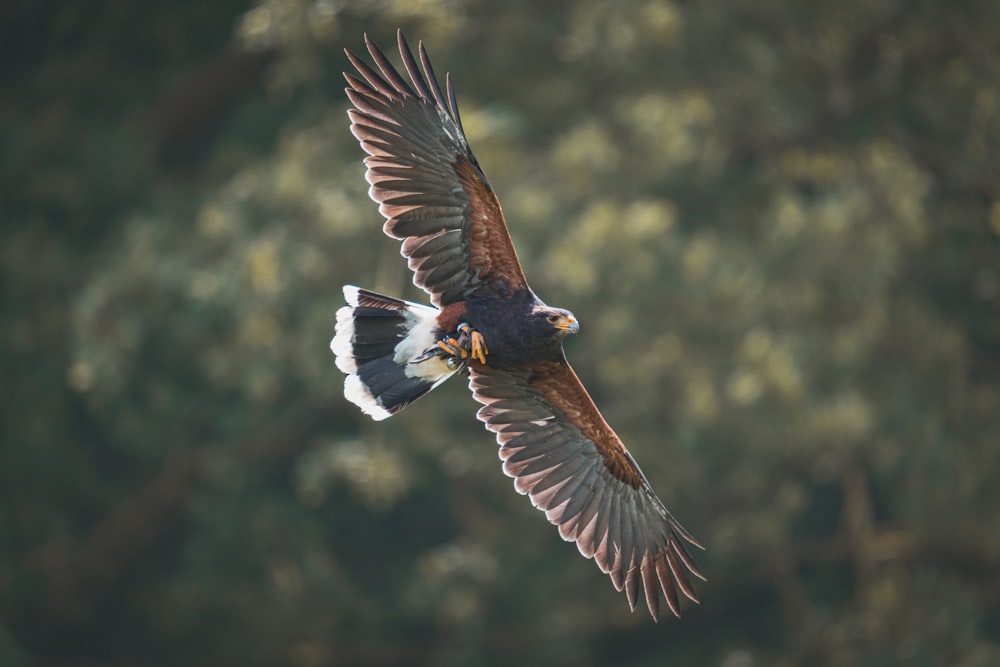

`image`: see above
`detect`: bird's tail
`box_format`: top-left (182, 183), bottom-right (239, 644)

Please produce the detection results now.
top-left (331, 285), bottom-right (460, 420)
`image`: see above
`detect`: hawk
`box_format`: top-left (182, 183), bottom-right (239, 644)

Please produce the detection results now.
top-left (331, 31), bottom-right (704, 620)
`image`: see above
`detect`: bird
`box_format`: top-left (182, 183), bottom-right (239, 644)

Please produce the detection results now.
top-left (330, 30), bottom-right (705, 621)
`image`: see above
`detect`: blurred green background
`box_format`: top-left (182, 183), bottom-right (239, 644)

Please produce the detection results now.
top-left (3, 0), bottom-right (999, 665)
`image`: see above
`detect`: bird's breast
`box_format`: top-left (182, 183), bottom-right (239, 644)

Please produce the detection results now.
top-left (463, 294), bottom-right (559, 368)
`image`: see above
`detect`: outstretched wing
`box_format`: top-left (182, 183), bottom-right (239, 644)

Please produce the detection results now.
top-left (468, 359), bottom-right (705, 621)
top-left (344, 31), bottom-right (528, 307)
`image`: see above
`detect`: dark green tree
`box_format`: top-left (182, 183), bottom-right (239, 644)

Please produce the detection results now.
top-left (3, 1), bottom-right (998, 665)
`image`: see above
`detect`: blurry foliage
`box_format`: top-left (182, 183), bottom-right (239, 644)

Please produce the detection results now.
top-left (3, 0), bottom-right (1000, 666)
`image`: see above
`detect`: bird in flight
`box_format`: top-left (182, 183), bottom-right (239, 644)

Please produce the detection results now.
top-left (331, 31), bottom-right (704, 620)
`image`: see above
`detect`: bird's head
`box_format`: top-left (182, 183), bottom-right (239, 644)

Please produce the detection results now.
top-left (535, 306), bottom-right (579, 339)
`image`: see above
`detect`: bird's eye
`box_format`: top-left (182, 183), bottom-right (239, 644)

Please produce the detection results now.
top-left (547, 314), bottom-right (560, 324)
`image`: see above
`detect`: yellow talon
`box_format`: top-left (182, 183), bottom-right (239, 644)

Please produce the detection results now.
top-left (437, 338), bottom-right (469, 360)
top-left (469, 330), bottom-right (488, 364)
top-left (437, 325), bottom-right (488, 365)
top-left (456, 324), bottom-right (488, 365)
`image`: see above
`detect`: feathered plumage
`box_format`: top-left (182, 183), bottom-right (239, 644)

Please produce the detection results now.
top-left (331, 31), bottom-right (704, 620)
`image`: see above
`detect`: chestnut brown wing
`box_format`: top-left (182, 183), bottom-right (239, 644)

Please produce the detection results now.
top-left (468, 358), bottom-right (705, 620)
top-left (344, 31), bottom-right (528, 306)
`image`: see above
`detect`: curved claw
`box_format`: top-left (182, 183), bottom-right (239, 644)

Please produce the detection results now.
top-left (471, 332), bottom-right (488, 364)
top-left (430, 324), bottom-right (489, 366)
top-left (457, 323), bottom-right (489, 365)
top-left (437, 338), bottom-right (469, 360)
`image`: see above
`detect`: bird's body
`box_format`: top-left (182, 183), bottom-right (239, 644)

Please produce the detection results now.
top-left (331, 31), bottom-right (705, 621)
top-left (460, 291), bottom-right (574, 367)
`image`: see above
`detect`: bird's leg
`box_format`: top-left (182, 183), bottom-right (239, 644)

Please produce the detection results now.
top-left (433, 323), bottom-right (488, 365)
top-left (456, 323), bottom-right (489, 365)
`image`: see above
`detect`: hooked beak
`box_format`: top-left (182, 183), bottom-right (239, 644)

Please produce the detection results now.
top-left (555, 316), bottom-right (579, 334)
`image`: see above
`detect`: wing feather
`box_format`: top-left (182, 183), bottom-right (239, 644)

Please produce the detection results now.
top-left (565, 485), bottom-right (603, 551)
top-left (544, 454), bottom-right (600, 511)
top-left (661, 547), bottom-right (685, 616)
top-left (602, 487), bottom-right (622, 575)
top-left (526, 451), bottom-right (592, 498)
top-left (642, 555), bottom-right (661, 620)
top-left (590, 485), bottom-right (613, 569)
top-left (505, 435), bottom-right (581, 465)
top-left (344, 31), bottom-right (529, 305)
top-left (468, 359), bottom-right (704, 620)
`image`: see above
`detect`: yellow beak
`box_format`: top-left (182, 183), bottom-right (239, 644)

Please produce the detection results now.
top-left (555, 316), bottom-right (579, 334)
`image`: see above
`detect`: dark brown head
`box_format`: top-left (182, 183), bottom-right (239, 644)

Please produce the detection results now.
top-left (530, 304), bottom-right (579, 344)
